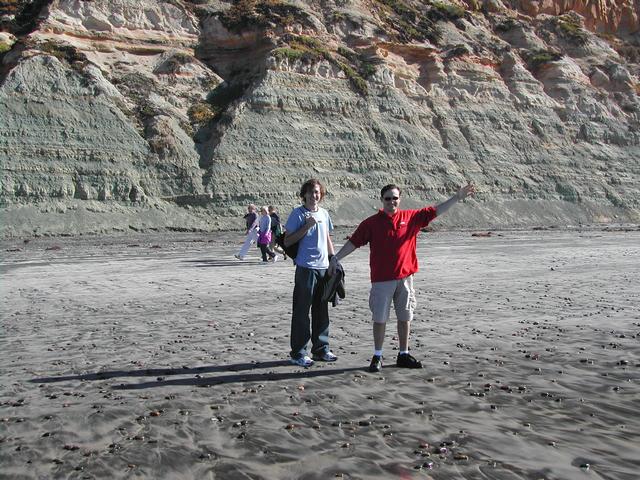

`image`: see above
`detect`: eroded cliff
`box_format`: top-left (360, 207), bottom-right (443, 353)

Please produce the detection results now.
top-left (1, 0), bottom-right (639, 236)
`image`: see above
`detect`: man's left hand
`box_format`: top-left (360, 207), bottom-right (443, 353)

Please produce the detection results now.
top-left (457, 183), bottom-right (476, 201)
top-left (327, 256), bottom-right (340, 276)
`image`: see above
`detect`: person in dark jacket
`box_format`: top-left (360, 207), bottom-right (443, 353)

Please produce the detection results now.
top-left (268, 205), bottom-right (286, 258)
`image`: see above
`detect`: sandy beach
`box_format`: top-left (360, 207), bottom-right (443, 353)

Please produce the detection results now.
top-left (1, 228), bottom-right (639, 480)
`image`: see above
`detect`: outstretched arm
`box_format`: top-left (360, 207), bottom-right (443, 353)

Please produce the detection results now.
top-left (436, 183), bottom-right (476, 216)
top-left (328, 240), bottom-right (357, 276)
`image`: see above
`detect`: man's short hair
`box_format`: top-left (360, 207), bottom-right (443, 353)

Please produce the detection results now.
top-left (380, 184), bottom-right (401, 198)
top-left (299, 178), bottom-right (326, 200)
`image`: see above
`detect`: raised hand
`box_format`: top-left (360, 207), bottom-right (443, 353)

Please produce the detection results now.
top-left (457, 183), bottom-right (476, 201)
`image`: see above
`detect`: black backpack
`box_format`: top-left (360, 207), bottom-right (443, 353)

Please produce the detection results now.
top-left (276, 232), bottom-right (299, 260)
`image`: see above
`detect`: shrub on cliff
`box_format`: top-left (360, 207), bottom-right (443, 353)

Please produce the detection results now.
top-left (428, 1), bottom-right (466, 22)
top-left (495, 17), bottom-right (521, 33)
top-left (374, 0), bottom-right (442, 44)
top-left (188, 103), bottom-right (216, 125)
top-left (272, 35), bottom-right (331, 63)
top-left (523, 49), bottom-right (563, 72)
top-left (556, 14), bottom-right (588, 46)
top-left (273, 35), bottom-right (373, 95)
top-left (36, 40), bottom-right (87, 71)
top-left (219, 0), bottom-right (310, 31)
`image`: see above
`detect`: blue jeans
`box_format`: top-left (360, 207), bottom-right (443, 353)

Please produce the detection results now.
top-left (290, 266), bottom-right (330, 359)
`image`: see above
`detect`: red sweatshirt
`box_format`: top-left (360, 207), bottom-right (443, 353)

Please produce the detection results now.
top-left (349, 207), bottom-right (437, 282)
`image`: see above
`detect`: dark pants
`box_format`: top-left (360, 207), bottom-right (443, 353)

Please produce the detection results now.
top-left (290, 266), bottom-right (330, 359)
top-left (259, 243), bottom-right (275, 261)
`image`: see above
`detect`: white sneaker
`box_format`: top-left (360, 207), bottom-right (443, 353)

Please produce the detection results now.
top-left (312, 351), bottom-right (337, 362)
top-left (290, 355), bottom-right (314, 367)
top-left (234, 254), bottom-right (244, 260)
top-left (272, 255), bottom-right (279, 263)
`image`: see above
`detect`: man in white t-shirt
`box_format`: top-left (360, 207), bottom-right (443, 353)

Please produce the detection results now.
top-left (284, 179), bottom-right (337, 367)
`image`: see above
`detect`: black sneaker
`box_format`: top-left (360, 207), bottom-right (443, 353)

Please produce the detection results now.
top-left (368, 355), bottom-right (382, 372)
top-left (396, 353), bottom-right (422, 369)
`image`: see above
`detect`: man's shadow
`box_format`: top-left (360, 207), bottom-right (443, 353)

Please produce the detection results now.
top-left (30, 360), bottom-right (364, 390)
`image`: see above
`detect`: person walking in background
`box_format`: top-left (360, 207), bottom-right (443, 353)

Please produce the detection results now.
top-left (257, 206), bottom-right (278, 263)
top-left (328, 182), bottom-right (476, 372)
top-left (284, 179), bottom-right (337, 367)
top-left (235, 204), bottom-right (259, 260)
top-left (268, 205), bottom-right (286, 258)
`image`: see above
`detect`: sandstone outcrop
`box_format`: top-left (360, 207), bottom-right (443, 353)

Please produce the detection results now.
top-left (1, 0), bottom-right (638, 237)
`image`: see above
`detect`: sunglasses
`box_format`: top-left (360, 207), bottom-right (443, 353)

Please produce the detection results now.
top-left (383, 196), bottom-right (399, 201)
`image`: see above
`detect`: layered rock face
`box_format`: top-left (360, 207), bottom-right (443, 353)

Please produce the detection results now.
top-left (1, 0), bottom-right (639, 236)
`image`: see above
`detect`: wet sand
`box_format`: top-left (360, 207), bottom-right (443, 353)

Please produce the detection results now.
top-left (1, 229), bottom-right (639, 479)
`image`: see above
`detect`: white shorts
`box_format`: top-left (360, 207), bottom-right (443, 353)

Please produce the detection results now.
top-left (369, 275), bottom-right (416, 324)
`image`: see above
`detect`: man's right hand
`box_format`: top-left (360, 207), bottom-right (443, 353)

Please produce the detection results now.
top-left (304, 214), bottom-right (318, 228)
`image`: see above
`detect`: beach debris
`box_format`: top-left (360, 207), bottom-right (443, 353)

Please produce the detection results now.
top-left (108, 443), bottom-right (122, 453)
top-left (454, 453), bottom-right (469, 460)
top-left (285, 424), bottom-right (296, 430)
top-left (63, 444), bottom-right (80, 451)
top-left (580, 463), bottom-right (590, 470)
top-left (471, 232), bottom-right (493, 237)
top-left (415, 460), bottom-right (435, 470)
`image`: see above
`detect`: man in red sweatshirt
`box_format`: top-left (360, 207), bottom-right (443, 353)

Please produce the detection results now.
top-left (328, 183), bottom-right (475, 372)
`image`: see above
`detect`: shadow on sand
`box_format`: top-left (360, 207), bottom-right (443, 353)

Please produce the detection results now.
top-left (30, 360), bottom-right (365, 390)
top-left (181, 258), bottom-right (271, 268)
